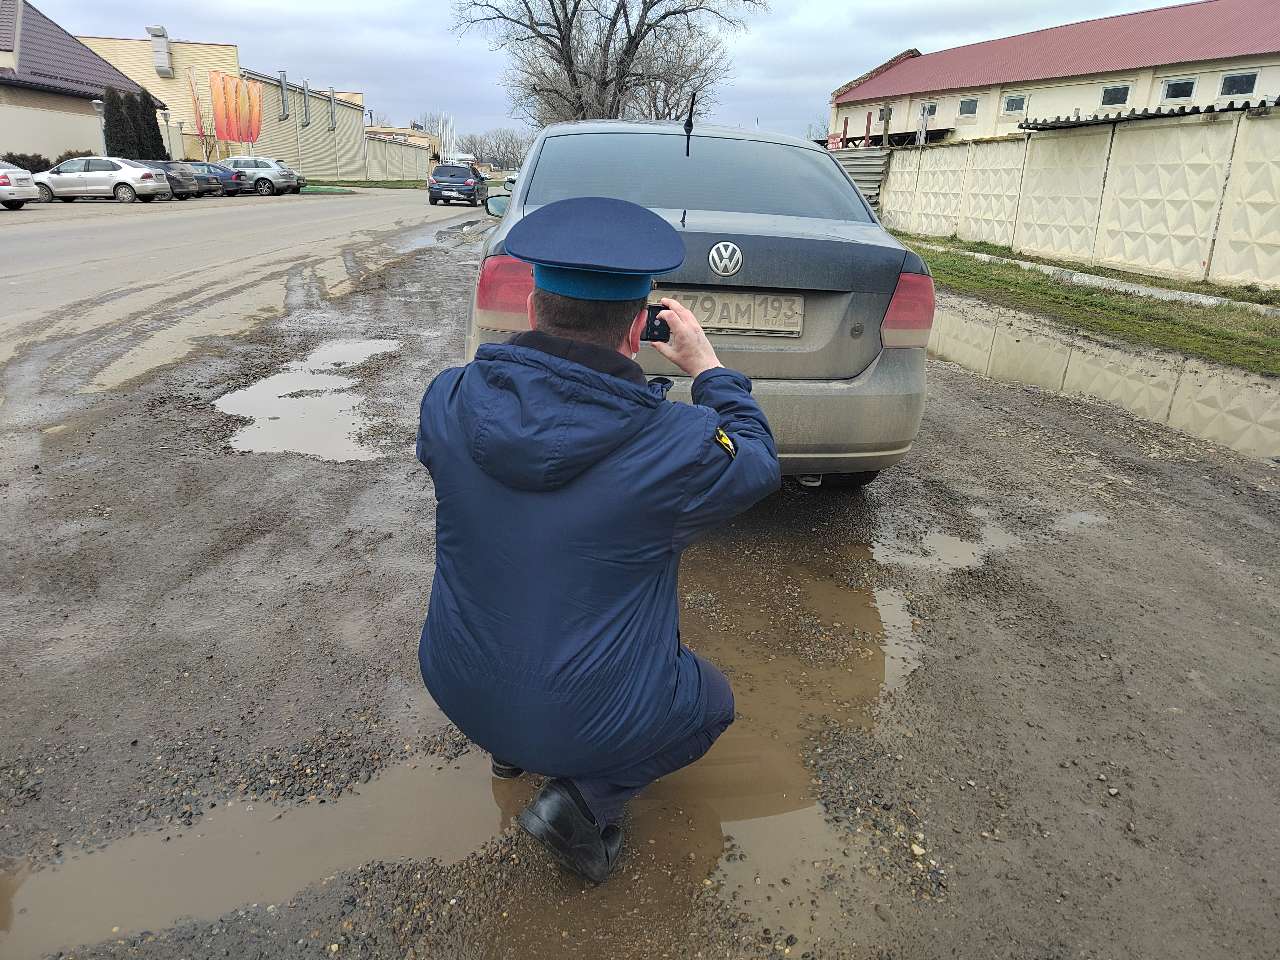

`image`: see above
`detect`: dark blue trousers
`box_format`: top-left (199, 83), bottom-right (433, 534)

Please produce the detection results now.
top-left (571, 654), bottom-right (734, 827)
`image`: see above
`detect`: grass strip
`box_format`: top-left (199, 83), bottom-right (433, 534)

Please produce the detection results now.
top-left (912, 244), bottom-right (1280, 377)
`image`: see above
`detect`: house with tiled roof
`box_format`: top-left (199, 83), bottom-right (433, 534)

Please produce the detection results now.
top-left (0, 0), bottom-right (155, 159)
top-left (829, 0), bottom-right (1280, 146)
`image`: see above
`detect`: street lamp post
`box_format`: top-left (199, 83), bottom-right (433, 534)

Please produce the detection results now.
top-left (176, 120), bottom-right (185, 160)
top-left (91, 99), bottom-right (106, 154)
top-left (159, 109), bottom-right (174, 160)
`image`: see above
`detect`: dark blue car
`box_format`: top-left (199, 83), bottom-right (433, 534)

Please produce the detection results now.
top-left (429, 162), bottom-right (487, 206)
top-left (190, 161), bottom-right (248, 196)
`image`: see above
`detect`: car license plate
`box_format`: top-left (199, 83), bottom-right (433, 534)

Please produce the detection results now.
top-left (444, 190), bottom-right (462, 197)
top-left (652, 289), bottom-right (803, 336)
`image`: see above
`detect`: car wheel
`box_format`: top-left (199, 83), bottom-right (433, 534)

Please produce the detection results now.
top-left (37, 184), bottom-right (54, 203)
top-left (255, 178), bottom-right (275, 196)
top-left (429, 198), bottom-right (438, 205)
top-left (175, 192), bottom-right (189, 200)
top-left (58, 197), bottom-right (77, 203)
top-left (114, 183), bottom-right (137, 203)
top-left (470, 195), bottom-right (479, 206)
top-left (822, 471), bottom-right (880, 490)
top-left (138, 195), bottom-right (155, 203)
top-left (1, 200), bottom-right (25, 210)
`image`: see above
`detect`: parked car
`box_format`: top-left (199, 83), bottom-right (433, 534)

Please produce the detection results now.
top-left (222, 156), bottom-right (297, 196)
top-left (291, 170), bottom-right (307, 192)
top-left (0, 160), bottom-right (40, 209)
top-left (186, 162), bottom-right (224, 196)
top-left (429, 163), bottom-right (487, 206)
top-left (140, 161), bottom-right (199, 199)
top-left (474, 121), bottom-right (935, 489)
top-left (189, 161), bottom-right (247, 196)
top-left (34, 156), bottom-right (171, 203)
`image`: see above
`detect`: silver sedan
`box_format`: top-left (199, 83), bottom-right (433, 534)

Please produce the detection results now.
top-left (34, 157), bottom-right (171, 203)
top-left (0, 161), bottom-right (40, 209)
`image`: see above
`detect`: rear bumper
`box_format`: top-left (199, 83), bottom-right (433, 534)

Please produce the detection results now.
top-left (0, 183), bottom-right (39, 201)
top-left (664, 348), bottom-right (927, 474)
top-left (135, 180), bottom-right (171, 196)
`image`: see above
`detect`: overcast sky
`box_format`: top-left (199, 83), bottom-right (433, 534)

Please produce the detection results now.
top-left (42, 0), bottom-right (1159, 136)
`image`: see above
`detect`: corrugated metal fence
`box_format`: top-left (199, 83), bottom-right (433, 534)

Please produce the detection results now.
top-left (830, 147), bottom-right (891, 210)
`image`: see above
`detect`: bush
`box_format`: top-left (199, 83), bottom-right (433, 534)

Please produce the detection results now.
top-left (52, 149), bottom-right (93, 166)
top-left (2, 151), bottom-right (51, 172)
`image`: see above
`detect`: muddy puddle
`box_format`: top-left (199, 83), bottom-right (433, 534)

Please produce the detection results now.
top-left (214, 339), bottom-right (399, 461)
top-left (0, 520), bottom-right (1013, 959)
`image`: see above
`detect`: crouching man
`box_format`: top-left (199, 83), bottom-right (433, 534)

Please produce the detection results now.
top-left (415, 196), bottom-right (781, 883)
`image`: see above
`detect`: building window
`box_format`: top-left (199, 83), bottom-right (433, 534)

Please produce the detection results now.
top-left (958, 98), bottom-right (979, 116)
top-left (1002, 94), bottom-right (1026, 114)
top-left (921, 102), bottom-right (937, 117)
top-left (1220, 72), bottom-right (1257, 97)
top-left (877, 105), bottom-right (892, 121)
top-left (1101, 84), bottom-right (1130, 106)
top-left (1163, 77), bottom-right (1196, 100)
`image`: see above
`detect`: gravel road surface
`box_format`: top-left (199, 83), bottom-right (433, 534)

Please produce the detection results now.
top-left (1, 225), bottom-right (1276, 960)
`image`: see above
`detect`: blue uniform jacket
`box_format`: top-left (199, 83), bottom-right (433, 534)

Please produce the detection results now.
top-left (416, 335), bottom-right (781, 779)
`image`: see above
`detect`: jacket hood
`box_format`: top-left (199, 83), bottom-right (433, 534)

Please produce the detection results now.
top-left (458, 344), bottom-right (668, 491)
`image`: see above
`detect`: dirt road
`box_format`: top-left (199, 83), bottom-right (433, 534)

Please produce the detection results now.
top-left (1, 229), bottom-right (1277, 960)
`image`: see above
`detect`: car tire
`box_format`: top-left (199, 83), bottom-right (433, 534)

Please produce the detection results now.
top-left (2, 200), bottom-right (26, 210)
top-left (470, 195), bottom-right (479, 206)
top-left (429, 198), bottom-right (438, 205)
top-left (37, 184), bottom-right (54, 203)
top-left (822, 471), bottom-right (880, 490)
top-left (175, 192), bottom-right (189, 200)
top-left (114, 183), bottom-right (137, 203)
top-left (255, 178), bottom-right (275, 196)
top-left (58, 197), bottom-right (76, 203)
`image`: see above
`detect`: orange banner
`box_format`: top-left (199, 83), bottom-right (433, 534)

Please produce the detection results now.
top-left (208, 70), bottom-right (262, 144)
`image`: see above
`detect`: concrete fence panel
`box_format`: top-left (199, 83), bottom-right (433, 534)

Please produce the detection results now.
top-left (879, 148), bottom-right (920, 232)
top-left (1209, 112), bottom-right (1280, 289)
top-left (1094, 114), bottom-right (1240, 280)
top-left (912, 143), bottom-right (971, 236)
top-left (957, 138), bottom-right (1027, 247)
top-left (1013, 126), bottom-right (1112, 262)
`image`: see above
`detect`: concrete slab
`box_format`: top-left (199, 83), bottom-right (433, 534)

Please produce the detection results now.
top-left (987, 322), bottom-right (1071, 391)
top-left (1062, 341), bottom-right (1183, 423)
top-left (1167, 361), bottom-right (1280, 459)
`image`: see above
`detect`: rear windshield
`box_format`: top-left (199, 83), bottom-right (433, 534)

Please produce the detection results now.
top-left (525, 132), bottom-right (871, 222)
top-left (433, 165), bottom-right (471, 177)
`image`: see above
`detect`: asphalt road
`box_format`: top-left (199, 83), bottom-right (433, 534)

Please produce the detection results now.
top-left (0, 190), bottom-right (462, 393)
top-left (0, 225), bottom-right (1277, 960)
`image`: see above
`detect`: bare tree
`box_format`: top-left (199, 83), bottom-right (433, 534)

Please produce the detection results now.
top-left (455, 0), bottom-right (766, 125)
top-left (483, 127), bottom-right (536, 168)
top-left (370, 110), bottom-right (394, 126)
top-left (626, 22), bottom-right (728, 120)
top-left (456, 132), bottom-right (489, 159)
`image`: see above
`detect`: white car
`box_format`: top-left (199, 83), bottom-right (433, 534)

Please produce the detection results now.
top-left (0, 161), bottom-right (40, 209)
top-left (33, 157), bottom-right (171, 203)
top-left (221, 156), bottom-right (299, 196)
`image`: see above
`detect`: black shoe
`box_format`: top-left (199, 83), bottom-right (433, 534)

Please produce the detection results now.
top-left (491, 758), bottom-right (524, 780)
top-left (518, 778), bottom-right (621, 885)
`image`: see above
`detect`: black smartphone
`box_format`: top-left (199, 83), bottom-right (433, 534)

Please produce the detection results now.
top-left (641, 303), bottom-right (670, 343)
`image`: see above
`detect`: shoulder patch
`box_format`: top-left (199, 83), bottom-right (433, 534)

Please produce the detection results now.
top-left (714, 427), bottom-right (737, 460)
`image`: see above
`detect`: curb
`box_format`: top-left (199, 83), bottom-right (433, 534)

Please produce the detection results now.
top-left (914, 242), bottom-right (1280, 319)
top-left (928, 291), bottom-right (1280, 460)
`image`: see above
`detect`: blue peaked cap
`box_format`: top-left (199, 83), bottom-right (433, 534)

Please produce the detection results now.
top-left (505, 196), bottom-right (684, 301)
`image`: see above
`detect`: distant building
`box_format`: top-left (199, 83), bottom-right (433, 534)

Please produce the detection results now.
top-left (830, 0), bottom-right (1280, 146)
top-left (79, 26), bottom-right (370, 176)
top-left (366, 124), bottom-right (441, 156)
top-left (0, 0), bottom-right (151, 159)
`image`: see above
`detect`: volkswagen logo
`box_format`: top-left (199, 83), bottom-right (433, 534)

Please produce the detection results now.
top-left (708, 241), bottom-right (743, 278)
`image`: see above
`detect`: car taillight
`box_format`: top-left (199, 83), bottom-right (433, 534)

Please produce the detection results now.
top-left (140, 171), bottom-right (154, 180)
top-left (881, 272), bottom-right (935, 349)
top-left (465, 178), bottom-right (476, 186)
top-left (0, 174), bottom-right (10, 186)
top-left (473, 255), bottom-right (533, 331)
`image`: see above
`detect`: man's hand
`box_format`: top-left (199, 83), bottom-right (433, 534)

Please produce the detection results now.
top-left (650, 298), bottom-right (722, 380)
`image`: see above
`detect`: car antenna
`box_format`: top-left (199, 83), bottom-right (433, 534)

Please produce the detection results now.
top-left (684, 93), bottom-right (697, 157)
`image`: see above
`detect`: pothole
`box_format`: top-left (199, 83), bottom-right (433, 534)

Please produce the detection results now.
top-left (213, 339), bottom-right (399, 461)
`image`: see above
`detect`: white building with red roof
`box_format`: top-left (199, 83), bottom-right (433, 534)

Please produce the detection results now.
top-left (829, 0), bottom-right (1280, 146)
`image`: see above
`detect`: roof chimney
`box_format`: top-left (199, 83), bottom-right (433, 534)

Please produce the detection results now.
top-left (145, 25), bottom-right (173, 78)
